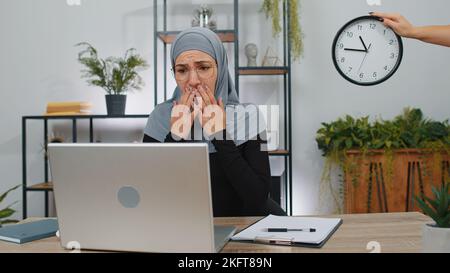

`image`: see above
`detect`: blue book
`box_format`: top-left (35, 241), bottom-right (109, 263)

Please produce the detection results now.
top-left (0, 219), bottom-right (58, 244)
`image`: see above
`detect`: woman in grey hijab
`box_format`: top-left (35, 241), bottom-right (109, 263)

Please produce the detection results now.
top-left (143, 27), bottom-right (285, 217)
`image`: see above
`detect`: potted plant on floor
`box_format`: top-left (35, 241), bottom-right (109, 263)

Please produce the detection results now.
top-left (415, 182), bottom-right (450, 252)
top-left (76, 42), bottom-right (149, 116)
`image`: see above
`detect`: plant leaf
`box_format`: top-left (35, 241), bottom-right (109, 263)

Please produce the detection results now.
top-left (423, 196), bottom-right (439, 210)
top-left (0, 219), bottom-right (19, 225)
top-left (415, 196), bottom-right (439, 221)
top-left (437, 213), bottom-right (450, 228)
top-left (0, 185), bottom-right (20, 203)
top-left (0, 208), bottom-right (16, 219)
top-left (431, 186), bottom-right (442, 200)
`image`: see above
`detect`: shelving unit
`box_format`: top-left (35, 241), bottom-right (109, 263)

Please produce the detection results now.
top-left (153, 0), bottom-right (293, 214)
top-left (21, 114), bottom-right (150, 219)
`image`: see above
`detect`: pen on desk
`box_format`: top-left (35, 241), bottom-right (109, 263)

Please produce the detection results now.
top-left (267, 228), bottom-right (316, 232)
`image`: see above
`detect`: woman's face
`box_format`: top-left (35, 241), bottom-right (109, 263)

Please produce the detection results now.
top-left (174, 50), bottom-right (217, 96)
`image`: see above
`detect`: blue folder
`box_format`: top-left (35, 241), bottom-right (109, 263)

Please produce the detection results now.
top-left (0, 219), bottom-right (58, 244)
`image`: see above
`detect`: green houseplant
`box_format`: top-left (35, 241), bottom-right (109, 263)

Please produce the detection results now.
top-left (415, 183), bottom-right (450, 252)
top-left (316, 108), bottom-right (450, 213)
top-left (76, 42), bottom-right (149, 116)
top-left (0, 185), bottom-right (20, 227)
top-left (261, 0), bottom-right (304, 61)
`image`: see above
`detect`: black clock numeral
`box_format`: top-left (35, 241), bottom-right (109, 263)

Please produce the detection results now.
top-left (389, 39), bottom-right (394, 45)
top-left (359, 73), bottom-right (364, 79)
top-left (341, 57), bottom-right (345, 63)
top-left (348, 67), bottom-right (353, 72)
top-left (357, 25), bottom-right (363, 31)
top-left (384, 65), bottom-right (388, 71)
top-left (373, 72), bottom-right (377, 78)
top-left (370, 23), bottom-right (376, 29)
top-left (390, 53), bottom-right (395, 59)
top-left (347, 31), bottom-right (353, 38)
top-left (339, 43), bottom-right (344, 49)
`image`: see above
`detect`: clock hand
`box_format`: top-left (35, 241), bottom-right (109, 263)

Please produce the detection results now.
top-left (357, 44), bottom-right (372, 75)
top-left (344, 48), bottom-right (367, 52)
top-left (359, 36), bottom-right (368, 52)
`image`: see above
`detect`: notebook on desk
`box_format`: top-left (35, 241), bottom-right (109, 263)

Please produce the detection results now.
top-left (0, 219), bottom-right (58, 244)
top-left (231, 215), bottom-right (342, 248)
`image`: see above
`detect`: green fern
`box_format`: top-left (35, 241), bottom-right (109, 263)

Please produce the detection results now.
top-left (75, 42), bottom-right (149, 95)
top-left (415, 183), bottom-right (450, 228)
top-left (316, 108), bottom-right (450, 214)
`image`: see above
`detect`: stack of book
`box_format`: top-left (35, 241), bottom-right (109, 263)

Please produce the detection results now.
top-left (45, 101), bottom-right (92, 116)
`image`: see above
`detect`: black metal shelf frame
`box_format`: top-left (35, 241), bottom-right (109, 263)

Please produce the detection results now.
top-left (153, 0), bottom-right (293, 214)
top-left (21, 114), bottom-right (150, 219)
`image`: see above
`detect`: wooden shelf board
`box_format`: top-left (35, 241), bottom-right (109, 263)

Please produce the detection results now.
top-left (238, 67), bottom-right (288, 75)
top-left (27, 182), bottom-right (53, 191)
top-left (268, 150), bottom-right (290, 156)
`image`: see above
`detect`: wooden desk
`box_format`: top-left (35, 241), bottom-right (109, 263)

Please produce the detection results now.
top-left (0, 212), bottom-right (431, 253)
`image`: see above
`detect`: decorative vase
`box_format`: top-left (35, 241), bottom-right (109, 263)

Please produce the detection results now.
top-left (105, 94), bottom-right (126, 116)
top-left (422, 223), bottom-right (450, 253)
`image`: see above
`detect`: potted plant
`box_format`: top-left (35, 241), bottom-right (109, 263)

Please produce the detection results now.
top-left (0, 185), bottom-right (20, 227)
top-left (316, 108), bottom-right (450, 213)
top-left (76, 42), bottom-right (149, 116)
top-left (415, 183), bottom-right (450, 252)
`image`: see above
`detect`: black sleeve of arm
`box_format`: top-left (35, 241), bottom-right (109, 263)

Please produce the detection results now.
top-left (211, 131), bottom-right (271, 213)
top-left (142, 133), bottom-right (186, 143)
top-left (143, 133), bottom-right (160, 143)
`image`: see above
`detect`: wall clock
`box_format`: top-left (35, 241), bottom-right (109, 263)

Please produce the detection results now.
top-left (332, 15), bottom-right (403, 86)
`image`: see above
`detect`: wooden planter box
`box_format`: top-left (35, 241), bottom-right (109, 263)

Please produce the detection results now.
top-left (344, 149), bottom-right (449, 214)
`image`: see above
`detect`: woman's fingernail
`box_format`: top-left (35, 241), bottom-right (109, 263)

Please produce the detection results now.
top-left (378, 18), bottom-right (384, 22)
top-left (369, 12), bottom-right (374, 15)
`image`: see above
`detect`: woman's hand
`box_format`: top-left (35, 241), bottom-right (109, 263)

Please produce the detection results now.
top-left (371, 12), bottom-right (417, 38)
top-left (170, 88), bottom-right (197, 140)
top-left (197, 84), bottom-right (226, 138)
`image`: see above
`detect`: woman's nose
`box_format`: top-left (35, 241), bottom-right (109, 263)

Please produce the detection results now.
top-left (187, 69), bottom-right (201, 87)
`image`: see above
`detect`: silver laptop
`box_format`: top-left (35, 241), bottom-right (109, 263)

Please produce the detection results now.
top-left (48, 143), bottom-right (236, 253)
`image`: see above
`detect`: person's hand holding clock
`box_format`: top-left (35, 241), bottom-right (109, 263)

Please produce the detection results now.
top-left (332, 15), bottom-right (403, 86)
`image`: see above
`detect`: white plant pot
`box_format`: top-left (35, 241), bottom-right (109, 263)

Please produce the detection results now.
top-left (422, 223), bottom-right (450, 253)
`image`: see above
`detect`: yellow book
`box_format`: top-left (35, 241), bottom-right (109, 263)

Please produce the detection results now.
top-left (46, 102), bottom-right (92, 113)
top-left (44, 111), bottom-right (91, 116)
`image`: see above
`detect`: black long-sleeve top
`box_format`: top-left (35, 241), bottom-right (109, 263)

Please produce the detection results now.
top-left (143, 130), bottom-right (271, 217)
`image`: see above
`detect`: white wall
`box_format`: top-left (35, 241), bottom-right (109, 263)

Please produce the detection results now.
top-left (1, 0), bottom-right (449, 219)
top-left (0, 0), bottom-right (154, 218)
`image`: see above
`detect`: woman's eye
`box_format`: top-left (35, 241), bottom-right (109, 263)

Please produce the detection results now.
top-left (176, 69), bottom-right (186, 74)
top-left (199, 66), bottom-right (211, 71)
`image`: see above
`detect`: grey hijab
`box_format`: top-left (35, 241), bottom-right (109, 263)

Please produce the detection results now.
top-left (144, 27), bottom-right (264, 153)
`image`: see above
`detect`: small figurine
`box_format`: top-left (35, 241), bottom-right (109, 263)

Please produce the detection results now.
top-left (245, 43), bottom-right (258, 67)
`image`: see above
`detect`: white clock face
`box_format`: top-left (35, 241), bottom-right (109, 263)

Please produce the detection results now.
top-left (333, 16), bottom-right (403, 86)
